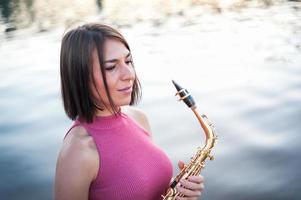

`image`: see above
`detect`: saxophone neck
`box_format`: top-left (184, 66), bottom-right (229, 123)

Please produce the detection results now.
top-left (191, 107), bottom-right (217, 149)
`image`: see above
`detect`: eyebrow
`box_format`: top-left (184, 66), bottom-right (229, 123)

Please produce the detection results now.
top-left (104, 52), bottom-right (131, 64)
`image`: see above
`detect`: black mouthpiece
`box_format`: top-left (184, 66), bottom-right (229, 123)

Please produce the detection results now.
top-left (172, 80), bottom-right (196, 108)
top-left (172, 80), bottom-right (182, 91)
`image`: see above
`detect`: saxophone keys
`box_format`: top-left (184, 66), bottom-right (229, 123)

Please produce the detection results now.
top-left (208, 154), bottom-right (214, 160)
top-left (200, 163), bottom-right (205, 169)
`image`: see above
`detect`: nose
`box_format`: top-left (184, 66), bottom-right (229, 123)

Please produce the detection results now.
top-left (121, 62), bottom-right (135, 81)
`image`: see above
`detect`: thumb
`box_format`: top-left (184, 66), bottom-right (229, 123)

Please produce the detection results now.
top-left (177, 160), bottom-right (186, 170)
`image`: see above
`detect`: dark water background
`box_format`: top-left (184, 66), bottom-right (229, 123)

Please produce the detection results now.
top-left (0, 0), bottom-right (301, 199)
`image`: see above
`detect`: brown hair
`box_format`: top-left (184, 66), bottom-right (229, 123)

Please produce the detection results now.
top-left (60, 23), bottom-right (141, 123)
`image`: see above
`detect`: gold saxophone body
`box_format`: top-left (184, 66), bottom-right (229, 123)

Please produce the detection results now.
top-left (162, 80), bottom-right (218, 200)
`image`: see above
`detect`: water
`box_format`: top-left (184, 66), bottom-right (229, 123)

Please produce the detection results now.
top-left (0, 0), bottom-right (301, 199)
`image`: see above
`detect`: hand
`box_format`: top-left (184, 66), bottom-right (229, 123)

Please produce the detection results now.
top-left (175, 160), bottom-right (205, 200)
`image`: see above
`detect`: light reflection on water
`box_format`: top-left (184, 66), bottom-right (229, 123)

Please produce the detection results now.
top-left (0, 0), bottom-right (301, 199)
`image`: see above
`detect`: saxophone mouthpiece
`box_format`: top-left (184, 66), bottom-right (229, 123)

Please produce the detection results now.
top-left (172, 80), bottom-right (182, 91)
top-left (172, 80), bottom-right (196, 108)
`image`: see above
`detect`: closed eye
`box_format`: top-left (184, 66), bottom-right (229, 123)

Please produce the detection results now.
top-left (125, 60), bottom-right (133, 65)
top-left (105, 66), bottom-right (116, 71)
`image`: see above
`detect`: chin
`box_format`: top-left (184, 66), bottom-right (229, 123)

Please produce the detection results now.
top-left (116, 98), bottom-right (132, 107)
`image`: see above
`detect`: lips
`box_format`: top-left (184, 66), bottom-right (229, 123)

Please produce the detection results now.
top-left (117, 86), bottom-right (132, 92)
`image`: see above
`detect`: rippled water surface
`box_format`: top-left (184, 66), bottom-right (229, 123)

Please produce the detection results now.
top-left (0, 0), bottom-right (301, 199)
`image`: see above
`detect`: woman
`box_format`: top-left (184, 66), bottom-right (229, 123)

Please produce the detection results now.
top-left (55, 23), bottom-right (204, 200)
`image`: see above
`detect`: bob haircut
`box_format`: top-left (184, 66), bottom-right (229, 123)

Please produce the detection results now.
top-left (60, 23), bottom-right (141, 123)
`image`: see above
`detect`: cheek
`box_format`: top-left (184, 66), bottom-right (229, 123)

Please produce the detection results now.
top-left (93, 76), bottom-right (117, 103)
top-left (104, 72), bottom-right (118, 90)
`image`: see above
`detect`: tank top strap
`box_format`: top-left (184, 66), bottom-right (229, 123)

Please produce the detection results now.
top-left (63, 120), bottom-right (81, 140)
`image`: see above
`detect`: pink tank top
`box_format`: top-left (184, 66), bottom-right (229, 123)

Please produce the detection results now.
top-left (67, 112), bottom-right (173, 200)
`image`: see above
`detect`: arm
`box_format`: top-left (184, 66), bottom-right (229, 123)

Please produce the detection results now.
top-left (54, 126), bottom-right (99, 200)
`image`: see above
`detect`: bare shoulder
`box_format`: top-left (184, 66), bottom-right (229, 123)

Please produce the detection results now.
top-left (121, 106), bottom-right (152, 137)
top-left (59, 126), bottom-right (98, 165)
top-left (55, 126), bottom-right (99, 199)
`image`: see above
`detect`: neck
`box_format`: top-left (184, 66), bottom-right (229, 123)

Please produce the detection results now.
top-left (95, 106), bottom-right (121, 117)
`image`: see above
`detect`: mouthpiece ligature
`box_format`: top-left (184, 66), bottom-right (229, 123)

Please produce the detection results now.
top-left (172, 80), bottom-right (195, 108)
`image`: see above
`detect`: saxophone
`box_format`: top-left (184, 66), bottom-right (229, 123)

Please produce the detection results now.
top-left (162, 80), bottom-right (218, 200)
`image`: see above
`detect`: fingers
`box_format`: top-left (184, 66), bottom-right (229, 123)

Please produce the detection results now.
top-left (175, 175), bottom-right (205, 199)
top-left (180, 177), bottom-right (204, 191)
top-left (176, 184), bottom-right (202, 197)
top-left (178, 160), bottom-right (185, 170)
top-left (176, 185), bottom-right (201, 199)
top-left (187, 175), bottom-right (204, 184)
top-left (175, 196), bottom-right (198, 200)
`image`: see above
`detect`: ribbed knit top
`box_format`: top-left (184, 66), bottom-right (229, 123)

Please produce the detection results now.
top-left (67, 112), bottom-right (173, 200)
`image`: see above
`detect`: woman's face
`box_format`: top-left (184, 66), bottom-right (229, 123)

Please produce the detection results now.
top-left (92, 38), bottom-right (135, 115)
